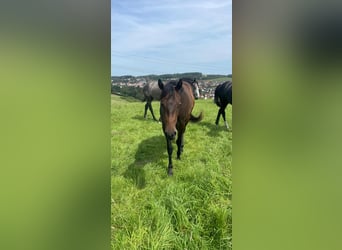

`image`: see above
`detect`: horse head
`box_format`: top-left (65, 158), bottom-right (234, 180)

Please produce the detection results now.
top-left (180, 78), bottom-right (200, 99)
top-left (192, 78), bottom-right (200, 100)
top-left (158, 79), bottom-right (182, 140)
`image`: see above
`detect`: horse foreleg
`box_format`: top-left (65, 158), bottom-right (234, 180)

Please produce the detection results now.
top-left (166, 137), bottom-right (173, 176)
top-left (176, 130), bottom-right (184, 159)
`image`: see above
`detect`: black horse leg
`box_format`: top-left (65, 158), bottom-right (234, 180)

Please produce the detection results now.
top-left (144, 102), bottom-right (149, 119)
top-left (221, 108), bottom-right (229, 129)
top-left (148, 102), bottom-right (158, 121)
top-left (215, 108), bottom-right (221, 126)
top-left (166, 136), bottom-right (173, 176)
top-left (176, 130), bottom-right (184, 159)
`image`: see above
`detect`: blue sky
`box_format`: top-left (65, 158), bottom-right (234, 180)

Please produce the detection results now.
top-left (111, 0), bottom-right (232, 76)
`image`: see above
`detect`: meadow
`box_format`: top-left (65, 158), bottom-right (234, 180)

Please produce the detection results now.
top-left (111, 94), bottom-right (232, 249)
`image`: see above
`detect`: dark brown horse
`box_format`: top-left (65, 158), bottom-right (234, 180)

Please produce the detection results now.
top-left (143, 78), bottom-right (200, 121)
top-left (214, 81), bottom-right (232, 130)
top-left (158, 78), bottom-right (203, 176)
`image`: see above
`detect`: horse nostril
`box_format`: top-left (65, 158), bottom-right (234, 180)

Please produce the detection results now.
top-left (166, 131), bottom-right (176, 140)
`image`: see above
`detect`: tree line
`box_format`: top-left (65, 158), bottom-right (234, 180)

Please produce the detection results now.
top-left (111, 85), bottom-right (144, 101)
top-left (111, 72), bottom-right (232, 83)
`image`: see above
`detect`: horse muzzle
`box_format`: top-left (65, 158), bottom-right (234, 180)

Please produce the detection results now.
top-left (165, 130), bottom-right (176, 140)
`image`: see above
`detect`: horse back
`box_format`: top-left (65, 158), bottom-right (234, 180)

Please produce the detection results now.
top-left (215, 81), bottom-right (232, 107)
top-left (143, 81), bottom-right (162, 101)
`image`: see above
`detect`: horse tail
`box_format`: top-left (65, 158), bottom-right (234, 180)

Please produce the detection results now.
top-left (214, 94), bottom-right (221, 107)
top-left (190, 112), bottom-right (203, 123)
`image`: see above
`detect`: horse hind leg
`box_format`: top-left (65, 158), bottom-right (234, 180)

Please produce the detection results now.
top-left (144, 102), bottom-right (149, 119)
top-left (148, 102), bottom-right (158, 121)
top-left (221, 107), bottom-right (230, 130)
top-left (215, 108), bottom-right (221, 126)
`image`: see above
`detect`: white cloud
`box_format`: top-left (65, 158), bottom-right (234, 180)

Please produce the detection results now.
top-left (111, 0), bottom-right (232, 75)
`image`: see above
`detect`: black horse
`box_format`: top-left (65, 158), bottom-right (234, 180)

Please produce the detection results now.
top-left (143, 78), bottom-right (200, 121)
top-left (158, 78), bottom-right (203, 175)
top-left (214, 81), bottom-right (232, 130)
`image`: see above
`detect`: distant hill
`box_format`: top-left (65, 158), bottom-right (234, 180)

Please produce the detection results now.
top-left (111, 72), bottom-right (232, 100)
top-left (111, 72), bottom-right (232, 83)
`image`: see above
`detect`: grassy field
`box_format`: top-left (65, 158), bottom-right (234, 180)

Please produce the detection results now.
top-left (111, 94), bottom-right (232, 249)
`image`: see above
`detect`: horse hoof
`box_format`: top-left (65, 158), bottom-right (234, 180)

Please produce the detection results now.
top-left (167, 169), bottom-right (173, 176)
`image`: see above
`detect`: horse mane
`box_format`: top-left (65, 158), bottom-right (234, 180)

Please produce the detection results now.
top-left (180, 77), bottom-right (197, 86)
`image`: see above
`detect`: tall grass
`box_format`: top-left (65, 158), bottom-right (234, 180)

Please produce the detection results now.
top-left (111, 95), bottom-right (232, 249)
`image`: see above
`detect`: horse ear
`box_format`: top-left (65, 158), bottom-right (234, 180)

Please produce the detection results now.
top-left (158, 79), bottom-right (164, 90)
top-left (176, 79), bottom-right (182, 91)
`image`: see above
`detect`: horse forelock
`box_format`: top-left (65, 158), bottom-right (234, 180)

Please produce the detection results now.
top-left (160, 83), bottom-right (176, 99)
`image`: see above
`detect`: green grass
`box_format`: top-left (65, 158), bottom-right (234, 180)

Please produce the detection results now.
top-left (111, 95), bottom-right (232, 249)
